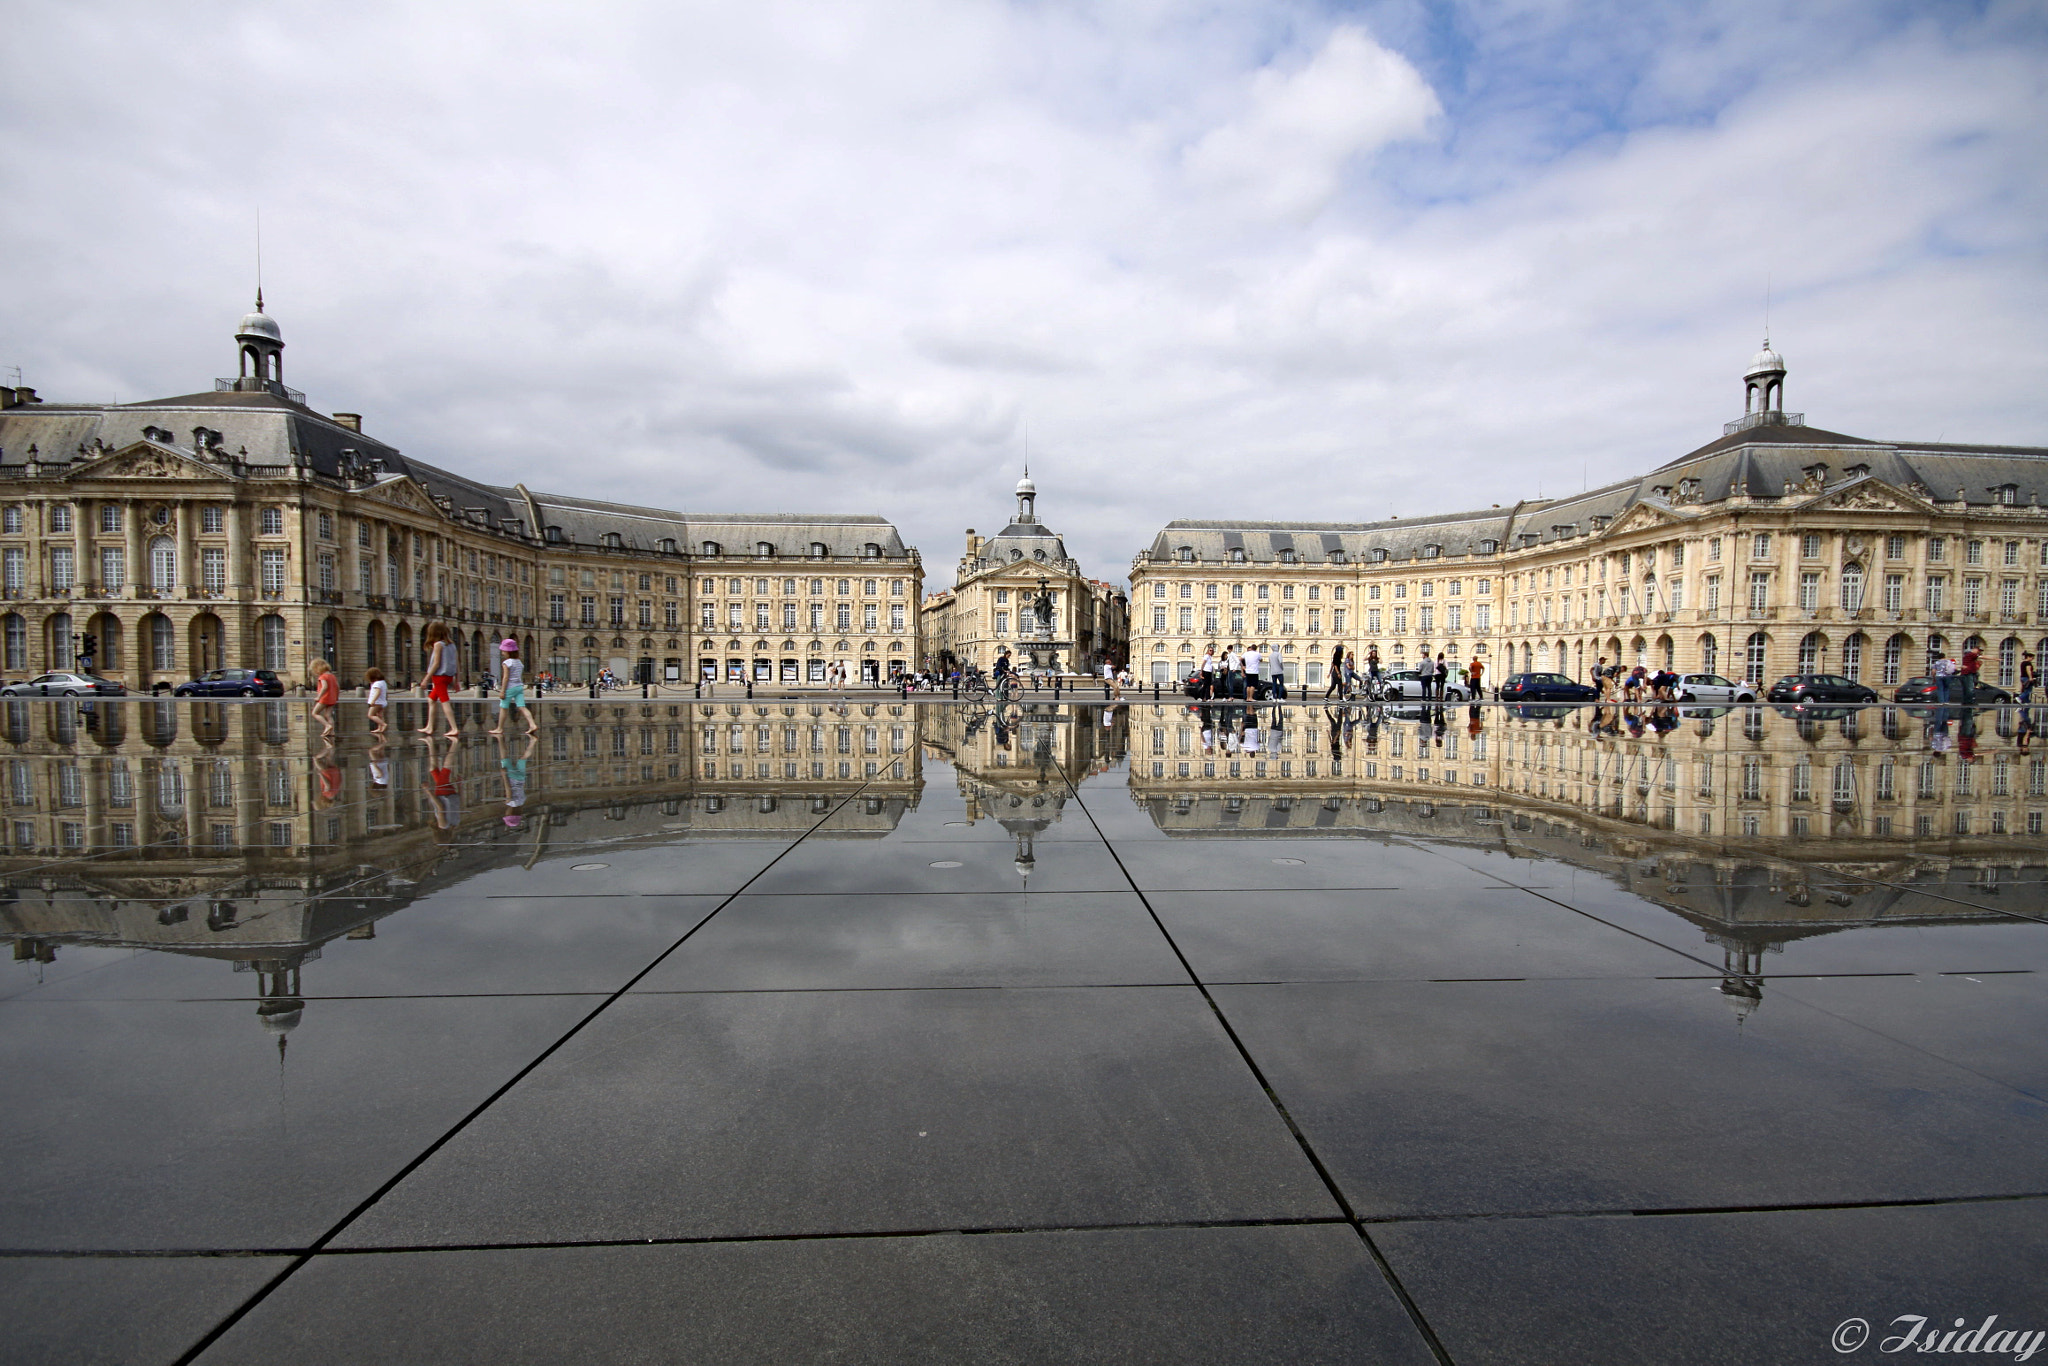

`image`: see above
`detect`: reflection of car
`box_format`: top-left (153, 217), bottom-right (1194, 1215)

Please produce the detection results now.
top-left (1893, 675), bottom-right (2013, 705)
top-left (1508, 704), bottom-right (1575, 721)
top-left (174, 668), bottom-right (286, 698)
top-left (1377, 668), bottom-right (1474, 702)
top-left (1764, 674), bottom-right (1879, 705)
top-left (1772, 704), bottom-right (1858, 722)
top-left (0, 671), bottom-right (126, 697)
top-left (1675, 673), bottom-right (1757, 704)
top-left (1497, 672), bottom-right (1598, 703)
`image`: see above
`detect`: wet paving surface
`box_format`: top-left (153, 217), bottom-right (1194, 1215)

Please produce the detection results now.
top-left (2, 694), bottom-right (2045, 1363)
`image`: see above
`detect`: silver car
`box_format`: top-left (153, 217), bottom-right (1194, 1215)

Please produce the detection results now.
top-left (0, 670), bottom-right (127, 698)
top-left (1675, 673), bottom-right (1757, 704)
top-left (1378, 667), bottom-right (1475, 703)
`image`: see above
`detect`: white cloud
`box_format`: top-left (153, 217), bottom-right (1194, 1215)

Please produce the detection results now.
top-left (0, 1), bottom-right (2041, 585)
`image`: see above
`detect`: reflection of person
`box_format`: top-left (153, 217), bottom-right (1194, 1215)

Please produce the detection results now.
top-left (312, 737), bottom-right (343, 810)
top-left (495, 732), bottom-right (534, 828)
top-left (367, 740), bottom-right (390, 793)
top-left (422, 735), bottom-right (462, 842)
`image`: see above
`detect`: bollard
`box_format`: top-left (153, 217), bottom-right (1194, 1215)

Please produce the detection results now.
top-left (1152, 682), bottom-right (1159, 701)
top-left (746, 680), bottom-right (754, 700)
top-left (589, 679), bottom-right (599, 699)
top-left (693, 682), bottom-right (701, 699)
top-left (1053, 677), bottom-right (1061, 700)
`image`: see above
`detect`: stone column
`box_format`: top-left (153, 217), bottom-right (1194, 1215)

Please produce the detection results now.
top-left (175, 501), bottom-right (195, 598)
top-left (74, 499), bottom-right (93, 595)
top-left (124, 504), bottom-right (144, 600)
top-left (227, 502), bottom-right (249, 598)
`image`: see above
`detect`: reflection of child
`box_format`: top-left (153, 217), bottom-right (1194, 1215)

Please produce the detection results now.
top-left (365, 667), bottom-right (388, 735)
top-left (488, 639), bottom-right (540, 738)
top-left (367, 741), bottom-right (390, 792)
top-left (311, 658), bottom-right (339, 735)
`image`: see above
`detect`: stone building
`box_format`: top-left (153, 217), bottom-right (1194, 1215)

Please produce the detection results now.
top-left (0, 300), bottom-right (921, 691)
top-left (1128, 345), bottom-right (2048, 692)
top-left (921, 472), bottom-right (1128, 676)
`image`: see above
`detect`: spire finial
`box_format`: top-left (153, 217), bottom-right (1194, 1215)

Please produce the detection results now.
top-left (255, 206), bottom-right (263, 314)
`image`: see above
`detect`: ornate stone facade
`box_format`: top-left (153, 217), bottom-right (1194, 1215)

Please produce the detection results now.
top-left (0, 302), bottom-right (922, 691)
top-left (1129, 346), bottom-right (2048, 693)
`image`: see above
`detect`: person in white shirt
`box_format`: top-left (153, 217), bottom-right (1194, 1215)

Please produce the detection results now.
top-left (364, 668), bottom-right (389, 735)
top-left (488, 639), bottom-right (540, 738)
top-left (1244, 645), bottom-right (1263, 700)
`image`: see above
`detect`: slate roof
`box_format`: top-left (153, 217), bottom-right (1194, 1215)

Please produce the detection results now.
top-left (0, 389), bottom-right (913, 557)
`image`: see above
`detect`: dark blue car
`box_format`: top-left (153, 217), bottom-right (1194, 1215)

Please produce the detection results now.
top-left (1496, 671), bottom-right (1599, 703)
top-left (174, 668), bottom-right (286, 698)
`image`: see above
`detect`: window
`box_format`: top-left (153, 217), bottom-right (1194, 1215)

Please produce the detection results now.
top-left (1, 548), bottom-right (20, 593)
top-left (2002, 580), bottom-right (2020, 616)
top-left (1705, 576), bottom-right (1720, 612)
top-left (1799, 571), bottom-right (1820, 612)
top-left (1748, 573), bottom-right (1769, 613)
top-left (1963, 578), bottom-right (1983, 616)
top-left (260, 507), bottom-right (284, 536)
top-left (1884, 574), bottom-right (1903, 612)
top-left (1840, 564), bottom-right (1863, 611)
top-left (99, 505), bottom-right (122, 533)
top-left (1800, 532), bottom-right (1821, 558)
top-left (1798, 632), bottom-right (1822, 672)
top-left (1700, 634), bottom-right (1718, 675)
top-left (1886, 533), bottom-right (1906, 560)
top-left (260, 548), bottom-right (286, 594)
top-left (1882, 634), bottom-right (1906, 685)
top-left (0, 507), bottom-right (17, 534)
top-left (49, 505), bottom-right (73, 533)
top-left (552, 595), bottom-right (568, 625)
top-left (1843, 633), bottom-right (1864, 681)
top-left (1752, 533), bottom-right (1771, 559)
top-left (259, 614), bottom-right (287, 670)
top-left (1966, 539), bottom-right (1984, 566)
top-left (1, 614), bottom-right (22, 671)
top-left (581, 596), bottom-right (597, 626)
top-left (50, 546), bottom-right (74, 590)
top-left (1928, 537), bottom-right (1946, 562)
top-left (995, 610), bottom-right (1009, 635)
top-left (1745, 632), bottom-right (1767, 684)
top-left (99, 548), bottom-right (125, 591)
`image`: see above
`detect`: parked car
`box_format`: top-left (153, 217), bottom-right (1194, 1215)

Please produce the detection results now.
top-left (1377, 667), bottom-right (1475, 702)
top-left (1893, 675), bottom-right (2014, 706)
top-left (0, 671), bottom-right (126, 697)
top-left (173, 668), bottom-right (286, 698)
top-left (1496, 672), bottom-right (1599, 703)
top-left (1674, 673), bottom-right (1758, 704)
top-left (1764, 674), bottom-right (1879, 705)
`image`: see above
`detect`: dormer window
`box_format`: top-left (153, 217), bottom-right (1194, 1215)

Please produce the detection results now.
top-left (1991, 484), bottom-right (2020, 506)
top-left (1423, 544), bottom-right (1441, 559)
top-left (1845, 463), bottom-right (1871, 479)
top-left (1228, 548), bottom-right (1245, 563)
top-left (658, 537), bottom-right (677, 553)
top-left (1279, 548), bottom-right (1296, 564)
top-left (1034, 548), bottom-right (1047, 561)
top-left (1009, 549), bottom-right (1023, 562)
top-left (1328, 549), bottom-right (1346, 564)
top-left (1478, 539), bottom-right (1497, 554)
top-left (604, 532), bottom-right (623, 549)
top-left (545, 526), bottom-right (564, 544)
top-left (702, 541), bottom-right (721, 556)
top-left (1370, 548), bottom-right (1388, 563)
top-left (1177, 546), bottom-right (1195, 563)
top-left (811, 542), bottom-right (828, 557)
top-left (864, 543), bottom-right (882, 558)
top-left (757, 541), bottom-right (775, 557)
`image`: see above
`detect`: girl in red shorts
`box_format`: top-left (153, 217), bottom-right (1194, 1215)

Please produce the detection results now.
top-left (419, 621), bottom-right (460, 738)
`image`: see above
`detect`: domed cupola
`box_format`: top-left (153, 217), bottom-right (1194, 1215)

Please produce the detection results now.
top-left (1015, 467), bottom-right (1038, 524)
top-left (1742, 337), bottom-right (1786, 420)
top-left (232, 290), bottom-right (288, 394)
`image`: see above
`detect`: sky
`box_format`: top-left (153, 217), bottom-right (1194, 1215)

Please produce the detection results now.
top-left (4, 0), bottom-right (2045, 589)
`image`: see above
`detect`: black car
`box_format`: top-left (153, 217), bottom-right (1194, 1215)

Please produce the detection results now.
top-left (1763, 674), bottom-right (1879, 705)
top-left (0, 671), bottom-right (126, 697)
top-left (1496, 672), bottom-right (1599, 703)
top-left (1893, 675), bottom-right (2014, 705)
top-left (174, 668), bottom-right (286, 698)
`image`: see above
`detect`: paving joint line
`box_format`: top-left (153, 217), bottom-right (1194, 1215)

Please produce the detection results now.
top-left (167, 781), bottom-right (882, 1366)
top-left (1059, 767), bottom-right (1457, 1366)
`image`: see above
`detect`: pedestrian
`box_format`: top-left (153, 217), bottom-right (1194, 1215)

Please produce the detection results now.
top-left (1366, 646), bottom-right (1381, 687)
top-left (365, 666), bottom-right (389, 735)
top-left (488, 638), bottom-right (540, 737)
top-left (1417, 651), bottom-right (1436, 702)
top-left (1435, 652), bottom-right (1450, 701)
top-left (310, 657), bottom-right (339, 736)
top-left (417, 621), bottom-right (461, 738)
top-left (2020, 651), bottom-right (2037, 707)
top-left (1268, 649), bottom-right (1289, 701)
top-left (1932, 651), bottom-right (1955, 706)
top-left (1344, 650), bottom-right (1360, 699)
top-left (1959, 641), bottom-right (1982, 706)
top-left (1244, 642), bottom-right (1263, 701)
top-left (1467, 654), bottom-right (1484, 700)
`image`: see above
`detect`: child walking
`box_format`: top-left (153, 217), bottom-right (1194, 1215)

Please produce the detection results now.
top-left (488, 638), bottom-right (540, 737)
top-left (310, 658), bottom-right (339, 736)
top-left (365, 667), bottom-right (389, 735)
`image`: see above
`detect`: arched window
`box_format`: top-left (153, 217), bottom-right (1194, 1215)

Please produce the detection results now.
top-left (1745, 631), bottom-right (1768, 685)
top-left (757, 542), bottom-right (774, 557)
top-left (1840, 562), bottom-right (1864, 612)
top-left (1642, 574), bottom-right (1658, 613)
top-left (1882, 633), bottom-right (1907, 686)
top-left (1521, 642), bottom-right (1533, 673)
top-left (148, 535), bottom-right (176, 591)
top-left (1999, 636), bottom-right (2021, 688)
top-left (702, 541), bottom-right (721, 557)
top-left (1699, 633), bottom-right (1718, 676)
top-left (0, 614), bottom-right (22, 672)
top-left (148, 614), bottom-right (176, 671)
top-left (1926, 635), bottom-right (1946, 671)
top-left (1842, 632), bottom-right (1866, 682)
top-left (1798, 631), bottom-right (1823, 673)
top-left (259, 615), bottom-right (287, 671)
top-left (321, 617), bottom-right (339, 669)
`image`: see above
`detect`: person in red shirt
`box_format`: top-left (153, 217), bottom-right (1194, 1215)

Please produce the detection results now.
top-left (311, 658), bottom-right (339, 737)
top-left (1959, 643), bottom-right (1982, 706)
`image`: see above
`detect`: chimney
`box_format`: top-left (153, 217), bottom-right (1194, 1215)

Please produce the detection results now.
top-left (13, 387), bottom-right (37, 405)
top-left (0, 387), bottom-right (15, 410)
top-left (332, 413), bottom-right (362, 433)
top-left (964, 528), bottom-right (980, 558)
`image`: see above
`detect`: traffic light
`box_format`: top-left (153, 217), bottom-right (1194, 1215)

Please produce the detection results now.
top-left (80, 633), bottom-right (97, 658)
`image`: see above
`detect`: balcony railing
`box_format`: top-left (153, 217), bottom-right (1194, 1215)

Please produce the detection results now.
top-left (215, 377), bottom-right (307, 406)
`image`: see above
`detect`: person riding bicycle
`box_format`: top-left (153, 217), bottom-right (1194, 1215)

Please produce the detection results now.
top-left (991, 647), bottom-right (1016, 701)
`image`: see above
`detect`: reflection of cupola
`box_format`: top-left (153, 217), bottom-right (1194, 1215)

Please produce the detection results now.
top-left (254, 959), bottom-right (305, 1057)
top-left (232, 292), bottom-right (288, 395)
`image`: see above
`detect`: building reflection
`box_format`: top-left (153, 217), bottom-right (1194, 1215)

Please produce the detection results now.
top-left (3, 696), bottom-right (2040, 1035)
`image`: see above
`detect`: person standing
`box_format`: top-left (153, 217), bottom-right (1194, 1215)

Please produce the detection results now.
top-left (1244, 642), bottom-right (1263, 701)
top-left (1959, 642), bottom-right (1982, 706)
top-left (1468, 653), bottom-right (1484, 699)
top-left (1435, 652), bottom-right (1450, 701)
top-left (1325, 641), bottom-right (1345, 699)
top-left (1268, 648), bottom-right (1288, 701)
top-left (2020, 651), bottom-right (2037, 709)
top-left (1932, 651), bottom-right (1955, 706)
top-left (418, 622), bottom-right (460, 738)
top-left (1366, 646), bottom-right (1381, 689)
top-left (1416, 652), bottom-right (1436, 703)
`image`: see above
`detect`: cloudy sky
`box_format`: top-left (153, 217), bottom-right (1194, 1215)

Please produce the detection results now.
top-left (5, 1), bottom-right (2044, 586)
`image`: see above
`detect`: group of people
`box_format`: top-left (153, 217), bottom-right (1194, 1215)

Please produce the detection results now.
top-left (306, 620), bottom-right (540, 742)
top-left (1185, 644), bottom-right (1295, 701)
top-left (1589, 658), bottom-right (1682, 702)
